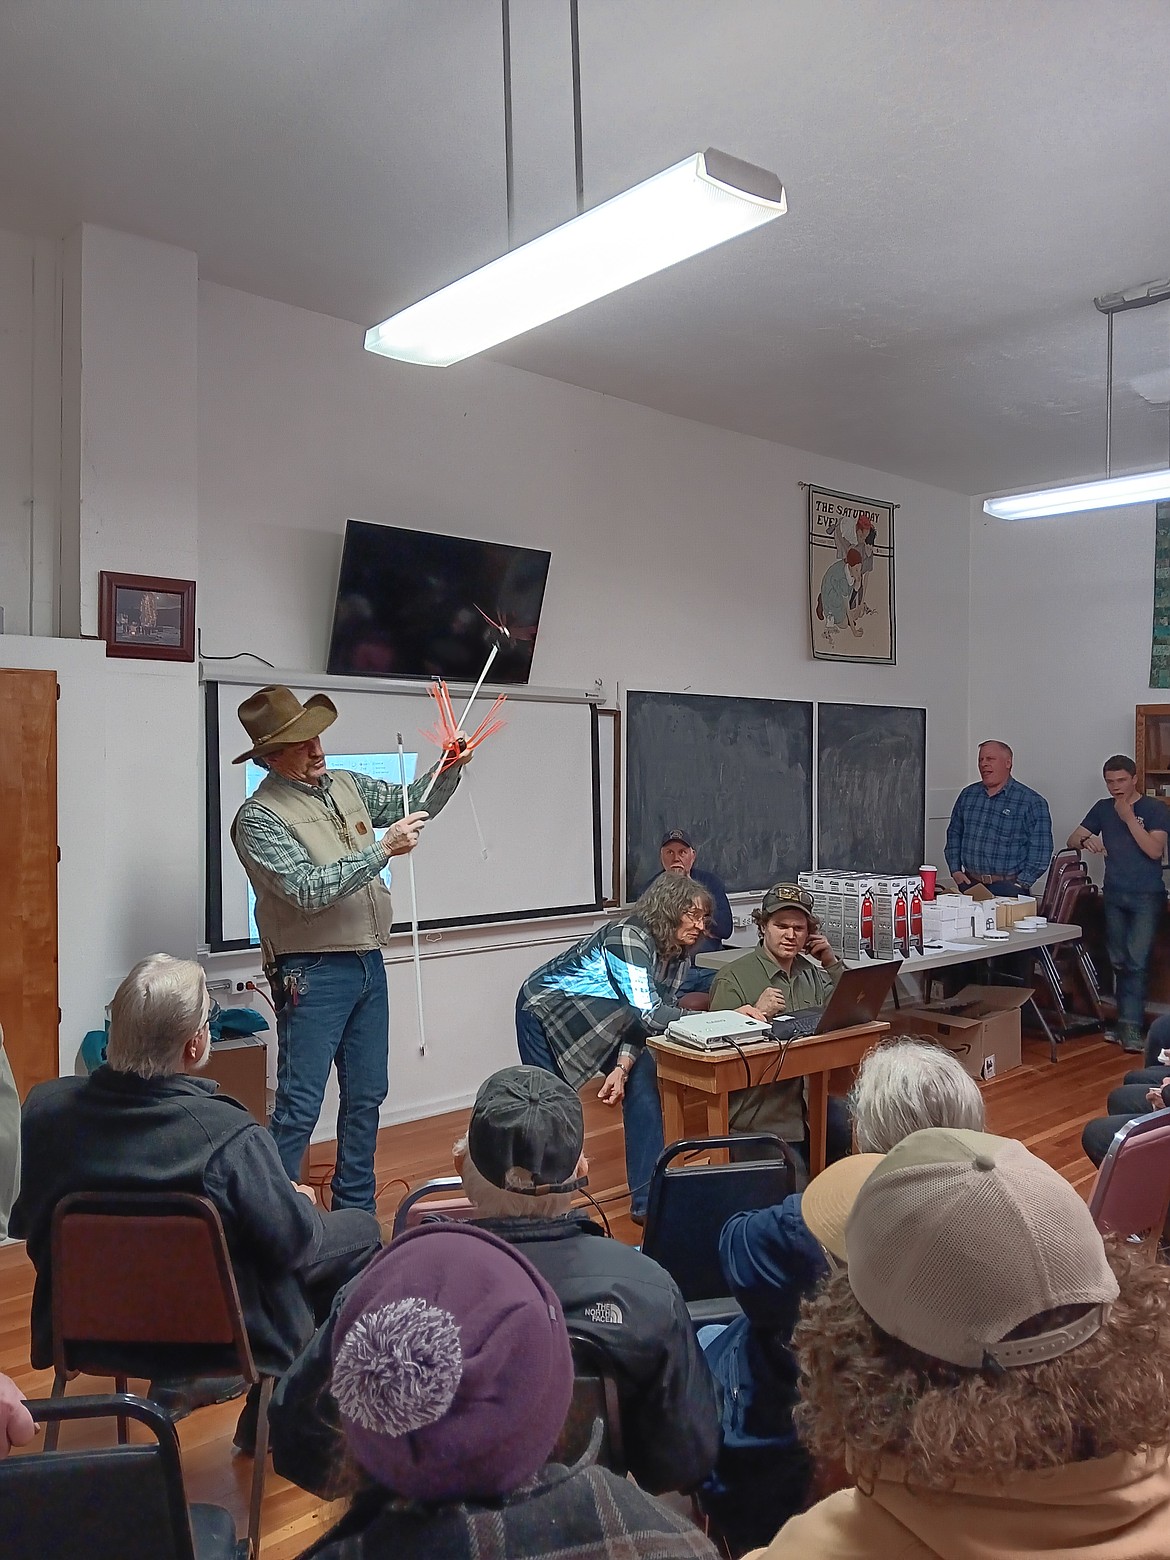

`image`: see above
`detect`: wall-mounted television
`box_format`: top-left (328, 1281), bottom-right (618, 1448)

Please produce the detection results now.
top-left (326, 519), bottom-right (551, 684)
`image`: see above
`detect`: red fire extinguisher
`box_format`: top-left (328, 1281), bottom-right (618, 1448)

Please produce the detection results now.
top-left (908, 889), bottom-right (924, 952)
top-left (860, 890), bottom-right (875, 959)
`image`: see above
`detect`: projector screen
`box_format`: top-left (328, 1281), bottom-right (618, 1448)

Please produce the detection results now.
top-left (205, 678), bottom-right (602, 951)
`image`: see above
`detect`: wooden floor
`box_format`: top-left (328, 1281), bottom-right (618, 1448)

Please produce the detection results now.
top-left (0, 1030), bottom-right (1136, 1556)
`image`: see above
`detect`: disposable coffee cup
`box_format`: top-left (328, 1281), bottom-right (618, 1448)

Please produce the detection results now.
top-left (919, 865), bottom-right (937, 901)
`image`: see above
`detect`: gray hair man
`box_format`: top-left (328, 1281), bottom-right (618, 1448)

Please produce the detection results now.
top-left (230, 684), bottom-right (469, 1212)
top-left (849, 1037), bottom-right (985, 1153)
top-left (11, 953), bottom-right (381, 1448)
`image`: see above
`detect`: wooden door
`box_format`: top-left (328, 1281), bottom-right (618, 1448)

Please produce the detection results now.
top-left (0, 669), bottom-right (59, 1097)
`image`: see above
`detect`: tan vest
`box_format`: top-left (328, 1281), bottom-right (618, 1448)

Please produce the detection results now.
top-left (233, 770), bottom-right (394, 956)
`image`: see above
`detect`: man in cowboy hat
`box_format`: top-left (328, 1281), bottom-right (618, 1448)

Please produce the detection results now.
top-left (231, 685), bottom-right (468, 1212)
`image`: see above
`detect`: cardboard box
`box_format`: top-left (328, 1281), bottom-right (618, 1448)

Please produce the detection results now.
top-left (967, 885), bottom-right (1038, 929)
top-left (897, 984), bottom-right (1030, 1081)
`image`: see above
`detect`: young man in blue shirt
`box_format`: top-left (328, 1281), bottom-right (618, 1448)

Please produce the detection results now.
top-left (1069, 754), bottom-right (1170, 1052)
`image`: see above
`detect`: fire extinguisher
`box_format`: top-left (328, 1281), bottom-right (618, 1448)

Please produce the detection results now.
top-left (894, 890), bottom-right (909, 956)
top-left (908, 889), bottom-right (924, 953)
top-left (860, 890), bottom-right (875, 959)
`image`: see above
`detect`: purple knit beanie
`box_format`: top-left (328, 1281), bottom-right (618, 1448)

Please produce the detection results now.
top-left (330, 1222), bottom-right (573, 1502)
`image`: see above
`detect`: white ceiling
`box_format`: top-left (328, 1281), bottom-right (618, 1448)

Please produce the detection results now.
top-left (2, 0), bottom-right (1170, 495)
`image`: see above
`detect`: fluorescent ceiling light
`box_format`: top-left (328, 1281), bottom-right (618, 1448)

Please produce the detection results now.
top-left (984, 469), bottom-right (1170, 520)
top-left (365, 148), bottom-right (786, 368)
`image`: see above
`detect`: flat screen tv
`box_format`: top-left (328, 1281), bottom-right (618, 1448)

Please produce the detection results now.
top-left (327, 520), bottom-right (551, 684)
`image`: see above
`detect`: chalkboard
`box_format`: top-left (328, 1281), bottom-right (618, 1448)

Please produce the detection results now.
top-left (817, 703), bottom-right (926, 873)
top-left (626, 691), bottom-right (813, 895)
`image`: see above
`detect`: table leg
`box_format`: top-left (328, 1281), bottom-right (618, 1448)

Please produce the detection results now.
top-left (807, 1072), bottom-right (829, 1178)
top-left (659, 1079), bottom-right (687, 1148)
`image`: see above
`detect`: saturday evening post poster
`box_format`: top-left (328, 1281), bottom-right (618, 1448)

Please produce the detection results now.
top-left (808, 485), bottom-right (896, 664)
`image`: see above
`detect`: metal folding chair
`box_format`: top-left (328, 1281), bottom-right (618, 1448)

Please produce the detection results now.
top-left (47, 1192), bottom-right (272, 1558)
top-left (1088, 1106), bottom-right (1170, 1260)
top-left (390, 1175), bottom-right (478, 1238)
top-left (641, 1135), bottom-right (797, 1324)
top-left (3, 1394), bottom-right (241, 1560)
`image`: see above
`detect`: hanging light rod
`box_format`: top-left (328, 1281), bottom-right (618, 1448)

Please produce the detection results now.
top-left (365, 148), bottom-right (785, 368)
top-left (983, 469), bottom-right (1170, 521)
top-left (984, 277), bottom-right (1170, 520)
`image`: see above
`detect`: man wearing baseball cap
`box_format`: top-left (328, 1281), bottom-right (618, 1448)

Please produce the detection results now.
top-left (746, 1127), bottom-right (1170, 1558)
top-left (230, 685), bottom-right (469, 1212)
top-left (270, 1066), bottom-right (720, 1501)
top-left (708, 883), bottom-right (849, 1167)
top-left (658, 831), bottom-right (733, 954)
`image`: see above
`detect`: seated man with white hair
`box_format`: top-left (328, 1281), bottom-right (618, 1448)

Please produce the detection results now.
top-left (696, 1038), bottom-right (985, 1554)
top-left (12, 953), bottom-right (381, 1446)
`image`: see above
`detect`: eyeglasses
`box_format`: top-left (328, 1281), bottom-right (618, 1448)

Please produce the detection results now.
top-left (680, 908), bottom-right (709, 924)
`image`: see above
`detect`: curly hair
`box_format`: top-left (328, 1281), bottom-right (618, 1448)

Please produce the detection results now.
top-left (632, 873), bottom-right (713, 959)
top-left (793, 1239), bottom-right (1170, 1491)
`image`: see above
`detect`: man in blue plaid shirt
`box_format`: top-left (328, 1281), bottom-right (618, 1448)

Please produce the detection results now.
top-left (944, 740), bottom-right (1053, 895)
top-left (516, 873), bottom-right (713, 1222)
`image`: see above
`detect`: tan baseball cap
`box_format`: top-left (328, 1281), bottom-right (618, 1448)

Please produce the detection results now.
top-left (801, 1153), bottom-right (883, 1262)
top-left (846, 1128), bottom-right (1119, 1370)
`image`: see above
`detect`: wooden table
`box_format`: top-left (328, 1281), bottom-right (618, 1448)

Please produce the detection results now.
top-left (649, 1020), bottom-right (889, 1177)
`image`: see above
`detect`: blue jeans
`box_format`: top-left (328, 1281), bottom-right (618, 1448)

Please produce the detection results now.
top-left (1103, 891), bottom-right (1164, 1029)
top-left (515, 993), bottom-right (665, 1217)
top-left (271, 950), bottom-right (389, 1213)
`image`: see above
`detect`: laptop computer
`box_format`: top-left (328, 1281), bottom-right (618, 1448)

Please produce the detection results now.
top-left (770, 959), bottom-right (903, 1041)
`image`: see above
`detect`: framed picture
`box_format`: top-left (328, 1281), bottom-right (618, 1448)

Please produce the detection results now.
top-left (807, 485), bottom-right (896, 665)
top-left (98, 571), bottom-right (196, 662)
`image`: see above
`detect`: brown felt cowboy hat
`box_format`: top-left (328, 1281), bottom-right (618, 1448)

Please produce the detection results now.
top-left (233, 685), bottom-right (338, 764)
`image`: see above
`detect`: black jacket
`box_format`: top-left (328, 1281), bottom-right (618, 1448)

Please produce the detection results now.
top-left (270, 1213), bottom-right (721, 1496)
top-left (12, 1067), bottom-right (324, 1375)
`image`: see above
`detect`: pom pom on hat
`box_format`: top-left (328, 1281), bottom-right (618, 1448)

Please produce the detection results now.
top-left (333, 1296), bottom-right (463, 1435)
top-left (331, 1223), bottom-right (573, 1502)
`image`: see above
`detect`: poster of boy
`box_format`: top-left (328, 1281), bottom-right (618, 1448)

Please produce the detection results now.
top-left (808, 484), bottom-right (896, 664)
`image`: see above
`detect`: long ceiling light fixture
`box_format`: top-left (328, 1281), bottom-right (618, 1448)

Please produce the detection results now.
top-left (984, 279), bottom-right (1170, 520)
top-left (365, 4), bottom-right (786, 368)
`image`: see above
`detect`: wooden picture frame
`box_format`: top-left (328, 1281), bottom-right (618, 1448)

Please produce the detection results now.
top-left (98, 571), bottom-right (196, 662)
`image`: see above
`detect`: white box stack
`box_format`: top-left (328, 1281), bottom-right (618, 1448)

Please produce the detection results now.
top-left (798, 871), bottom-right (875, 960)
top-left (799, 870), bottom-right (924, 960)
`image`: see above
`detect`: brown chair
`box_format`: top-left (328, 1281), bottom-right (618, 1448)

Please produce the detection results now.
top-left (550, 1330), bottom-right (626, 1477)
top-left (47, 1191), bottom-right (273, 1559)
top-left (390, 1175), bottom-right (478, 1238)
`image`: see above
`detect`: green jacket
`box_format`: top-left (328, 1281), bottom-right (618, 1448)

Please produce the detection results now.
top-left (709, 946), bottom-right (843, 1015)
top-left (708, 947), bottom-right (844, 1142)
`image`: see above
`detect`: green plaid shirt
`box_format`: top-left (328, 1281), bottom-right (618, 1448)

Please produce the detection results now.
top-left (520, 918), bottom-right (690, 1088)
top-left (233, 761), bottom-right (460, 915)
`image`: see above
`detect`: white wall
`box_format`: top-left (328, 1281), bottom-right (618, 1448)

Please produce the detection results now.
top-left (968, 498), bottom-right (1157, 868)
top-left (197, 281), bottom-right (972, 1127)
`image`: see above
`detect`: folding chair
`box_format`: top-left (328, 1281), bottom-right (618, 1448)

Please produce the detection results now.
top-left (549, 1329), bottom-right (627, 1476)
top-left (641, 1135), bottom-right (797, 1323)
top-left (2, 1394), bottom-right (241, 1560)
top-left (1088, 1106), bottom-right (1170, 1261)
top-left (1037, 848), bottom-right (1087, 920)
top-left (47, 1192), bottom-right (272, 1559)
top-left (390, 1175), bottom-right (478, 1238)
top-left (1028, 872), bottom-right (1104, 1044)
